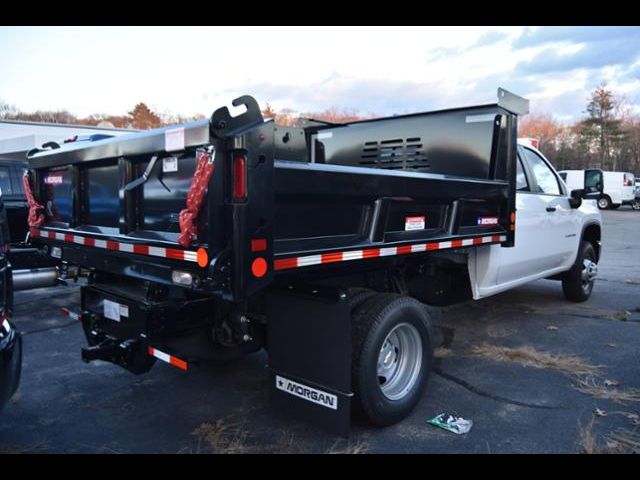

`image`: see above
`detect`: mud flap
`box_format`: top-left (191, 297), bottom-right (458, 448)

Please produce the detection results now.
top-left (266, 285), bottom-right (352, 436)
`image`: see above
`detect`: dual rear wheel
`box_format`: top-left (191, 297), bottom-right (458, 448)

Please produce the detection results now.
top-left (349, 291), bottom-right (433, 426)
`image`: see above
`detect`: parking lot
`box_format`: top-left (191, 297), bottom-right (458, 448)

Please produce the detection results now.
top-left (1, 208), bottom-right (639, 453)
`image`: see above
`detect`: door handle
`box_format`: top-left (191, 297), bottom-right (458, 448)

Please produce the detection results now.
top-left (546, 206), bottom-right (556, 212)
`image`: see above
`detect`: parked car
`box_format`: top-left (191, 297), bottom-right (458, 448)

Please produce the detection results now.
top-left (559, 169), bottom-right (636, 210)
top-left (0, 159), bottom-right (29, 243)
top-left (0, 189), bottom-right (20, 413)
top-left (633, 179), bottom-right (640, 210)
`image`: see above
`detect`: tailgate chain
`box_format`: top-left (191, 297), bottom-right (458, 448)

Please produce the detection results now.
top-left (178, 146), bottom-right (215, 247)
top-left (22, 172), bottom-right (46, 228)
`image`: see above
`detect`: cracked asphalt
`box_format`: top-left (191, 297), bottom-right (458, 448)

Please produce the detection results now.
top-left (1, 208), bottom-right (639, 453)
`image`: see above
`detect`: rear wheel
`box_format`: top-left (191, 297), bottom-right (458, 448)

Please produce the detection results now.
top-left (632, 199), bottom-right (640, 211)
top-left (351, 293), bottom-right (433, 426)
top-left (562, 241), bottom-right (597, 302)
top-left (597, 196), bottom-right (611, 210)
top-left (347, 287), bottom-right (377, 313)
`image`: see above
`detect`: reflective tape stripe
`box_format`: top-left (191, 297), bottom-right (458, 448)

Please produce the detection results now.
top-left (273, 235), bottom-right (507, 271)
top-left (30, 228), bottom-right (201, 265)
top-left (61, 307), bottom-right (81, 321)
top-left (148, 346), bottom-right (188, 371)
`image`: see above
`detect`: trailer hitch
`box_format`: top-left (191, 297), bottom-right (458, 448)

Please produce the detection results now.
top-left (81, 338), bottom-right (156, 374)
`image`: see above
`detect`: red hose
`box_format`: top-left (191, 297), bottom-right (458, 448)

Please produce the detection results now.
top-left (178, 150), bottom-right (215, 247)
top-left (22, 173), bottom-right (46, 228)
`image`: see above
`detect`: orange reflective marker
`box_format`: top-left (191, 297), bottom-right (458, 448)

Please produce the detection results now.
top-left (252, 257), bottom-right (268, 278)
top-left (197, 248), bottom-right (209, 268)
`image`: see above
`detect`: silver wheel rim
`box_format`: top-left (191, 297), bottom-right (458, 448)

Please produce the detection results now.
top-left (581, 258), bottom-right (597, 294)
top-left (377, 323), bottom-right (423, 401)
top-left (598, 198), bottom-right (608, 209)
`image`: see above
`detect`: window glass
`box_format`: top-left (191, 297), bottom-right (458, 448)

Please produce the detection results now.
top-left (522, 148), bottom-right (561, 195)
top-left (585, 170), bottom-right (602, 193)
top-left (624, 173), bottom-right (635, 186)
top-left (0, 167), bottom-right (12, 195)
top-left (559, 172), bottom-right (567, 181)
top-left (516, 156), bottom-right (529, 191)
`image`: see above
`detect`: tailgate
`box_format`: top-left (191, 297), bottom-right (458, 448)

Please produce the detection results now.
top-left (26, 99), bottom-right (276, 302)
top-left (37, 152), bottom-right (207, 243)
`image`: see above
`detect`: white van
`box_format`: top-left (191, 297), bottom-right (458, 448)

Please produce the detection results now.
top-left (559, 169), bottom-right (636, 209)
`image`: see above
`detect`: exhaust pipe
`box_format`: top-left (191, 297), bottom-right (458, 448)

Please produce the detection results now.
top-left (12, 267), bottom-right (59, 291)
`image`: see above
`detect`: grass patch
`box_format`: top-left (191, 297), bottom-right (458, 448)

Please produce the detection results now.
top-left (574, 377), bottom-right (640, 405)
top-left (472, 343), bottom-right (640, 404)
top-left (433, 347), bottom-right (453, 359)
top-left (578, 418), bottom-right (640, 454)
top-left (191, 417), bottom-right (250, 454)
top-left (471, 343), bottom-right (600, 377)
top-left (326, 439), bottom-right (369, 454)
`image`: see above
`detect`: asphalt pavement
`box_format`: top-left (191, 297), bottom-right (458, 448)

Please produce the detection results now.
top-left (1, 208), bottom-right (639, 453)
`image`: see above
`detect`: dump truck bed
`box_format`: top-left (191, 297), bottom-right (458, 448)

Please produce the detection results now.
top-left (26, 90), bottom-right (526, 301)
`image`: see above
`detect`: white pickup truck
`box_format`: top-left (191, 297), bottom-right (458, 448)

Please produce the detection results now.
top-left (473, 140), bottom-right (602, 303)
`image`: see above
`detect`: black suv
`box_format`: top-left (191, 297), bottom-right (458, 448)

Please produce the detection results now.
top-left (0, 159), bottom-right (29, 244)
top-left (0, 188), bottom-right (20, 412)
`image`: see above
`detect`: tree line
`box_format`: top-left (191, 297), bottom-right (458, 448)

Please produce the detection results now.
top-left (0, 101), bottom-right (204, 130)
top-left (519, 84), bottom-right (639, 174)
top-left (2, 84), bottom-right (638, 174)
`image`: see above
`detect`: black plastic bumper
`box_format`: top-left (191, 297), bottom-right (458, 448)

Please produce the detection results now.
top-left (0, 319), bottom-right (22, 412)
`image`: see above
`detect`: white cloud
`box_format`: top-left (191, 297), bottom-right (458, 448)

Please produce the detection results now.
top-left (0, 26), bottom-right (638, 121)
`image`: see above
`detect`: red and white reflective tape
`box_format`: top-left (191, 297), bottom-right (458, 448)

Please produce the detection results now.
top-left (148, 346), bottom-right (188, 371)
top-left (274, 234), bottom-right (507, 271)
top-left (61, 307), bottom-right (81, 321)
top-left (30, 228), bottom-right (200, 264)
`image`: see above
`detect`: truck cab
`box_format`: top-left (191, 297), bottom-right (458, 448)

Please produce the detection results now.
top-left (472, 140), bottom-right (602, 301)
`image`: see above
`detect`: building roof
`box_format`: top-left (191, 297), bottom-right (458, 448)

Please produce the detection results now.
top-left (0, 118), bottom-right (134, 132)
top-left (0, 119), bottom-right (138, 160)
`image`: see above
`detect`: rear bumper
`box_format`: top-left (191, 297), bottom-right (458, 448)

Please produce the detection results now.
top-left (0, 319), bottom-right (22, 412)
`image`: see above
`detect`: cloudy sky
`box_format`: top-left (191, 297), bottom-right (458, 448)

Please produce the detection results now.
top-left (1, 26), bottom-right (639, 122)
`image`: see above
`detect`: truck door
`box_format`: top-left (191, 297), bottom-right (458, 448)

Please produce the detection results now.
top-left (518, 146), bottom-right (581, 270)
top-left (490, 151), bottom-right (556, 286)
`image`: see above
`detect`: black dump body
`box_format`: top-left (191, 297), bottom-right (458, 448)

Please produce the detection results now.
top-left (26, 89), bottom-right (527, 303)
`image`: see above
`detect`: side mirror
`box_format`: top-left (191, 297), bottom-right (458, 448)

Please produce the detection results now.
top-left (569, 189), bottom-right (583, 208)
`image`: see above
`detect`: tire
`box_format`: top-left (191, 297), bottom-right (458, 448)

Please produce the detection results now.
top-left (351, 293), bottom-right (433, 427)
top-left (597, 196), bottom-right (611, 210)
top-left (632, 200), bottom-right (640, 211)
top-left (347, 287), bottom-right (377, 313)
top-left (562, 241), bottom-right (597, 302)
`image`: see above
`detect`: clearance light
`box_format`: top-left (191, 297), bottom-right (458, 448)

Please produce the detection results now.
top-left (233, 152), bottom-right (247, 200)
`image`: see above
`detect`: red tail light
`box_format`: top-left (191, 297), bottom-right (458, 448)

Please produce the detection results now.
top-left (233, 152), bottom-right (247, 201)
